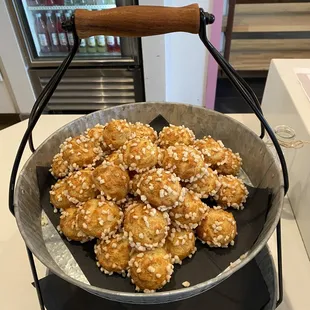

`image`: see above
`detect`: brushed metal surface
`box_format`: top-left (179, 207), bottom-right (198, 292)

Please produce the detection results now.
top-left (258, 247), bottom-right (277, 310)
top-left (29, 68), bottom-right (141, 111)
top-left (41, 212), bottom-right (89, 285)
top-left (14, 102), bottom-right (284, 304)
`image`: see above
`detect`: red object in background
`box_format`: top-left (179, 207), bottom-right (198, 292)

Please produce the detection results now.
top-left (45, 0), bottom-right (56, 5)
top-left (106, 36), bottom-right (115, 53)
top-left (55, 0), bottom-right (65, 4)
top-left (27, 0), bottom-right (42, 5)
top-left (46, 12), bottom-right (59, 52)
top-left (65, 12), bottom-right (74, 49)
top-left (55, 12), bottom-right (69, 52)
top-left (35, 13), bottom-right (51, 53)
top-left (114, 37), bottom-right (121, 53)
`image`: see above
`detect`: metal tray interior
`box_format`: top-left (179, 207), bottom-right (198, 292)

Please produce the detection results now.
top-left (14, 102), bottom-right (284, 304)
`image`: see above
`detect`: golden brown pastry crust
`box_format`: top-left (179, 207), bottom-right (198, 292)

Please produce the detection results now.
top-left (92, 162), bottom-right (130, 202)
top-left (105, 151), bottom-right (124, 166)
top-left (61, 135), bottom-right (103, 171)
top-left (84, 124), bottom-right (108, 151)
top-left (123, 202), bottom-right (170, 251)
top-left (59, 207), bottom-right (89, 242)
top-left (122, 138), bottom-right (159, 172)
top-left (215, 175), bottom-right (248, 210)
top-left (50, 119), bottom-right (249, 294)
top-left (194, 136), bottom-right (226, 168)
top-left (128, 248), bottom-right (174, 292)
top-left (77, 199), bottom-right (123, 239)
top-left (215, 148), bottom-right (242, 176)
top-left (51, 153), bottom-right (69, 178)
top-left (136, 168), bottom-right (182, 211)
top-left (129, 173), bottom-right (142, 195)
top-left (169, 188), bottom-right (209, 229)
top-left (50, 178), bottom-right (71, 210)
top-left (158, 124), bottom-right (195, 148)
top-left (165, 227), bottom-right (196, 264)
top-left (196, 208), bottom-right (237, 247)
top-left (66, 169), bottom-right (98, 202)
top-left (50, 169), bottom-right (98, 209)
top-left (102, 119), bottom-right (132, 150)
top-left (95, 233), bottom-right (131, 275)
top-left (159, 145), bottom-right (207, 182)
top-left (130, 122), bottom-right (158, 143)
top-left (185, 167), bottom-right (221, 198)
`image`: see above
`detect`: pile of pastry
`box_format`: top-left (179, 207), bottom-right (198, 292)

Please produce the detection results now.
top-left (49, 119), bottom-right (248, 293)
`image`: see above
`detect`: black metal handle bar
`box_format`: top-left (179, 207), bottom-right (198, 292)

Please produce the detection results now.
top-left (8, 8), bottom-right (286, 309)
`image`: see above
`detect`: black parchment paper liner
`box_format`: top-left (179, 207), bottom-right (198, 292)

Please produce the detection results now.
top-left (37, 258), bottom-right (269, 310)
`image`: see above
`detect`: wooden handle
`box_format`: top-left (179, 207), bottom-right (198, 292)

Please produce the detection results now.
top-left (75, 4), bottom-right (200, 38)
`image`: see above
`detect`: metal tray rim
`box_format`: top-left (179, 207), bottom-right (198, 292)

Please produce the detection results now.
top-left (14, 102), bottom-right (284, 304)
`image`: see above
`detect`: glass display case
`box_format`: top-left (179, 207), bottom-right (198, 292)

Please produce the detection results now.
top-left (23, 0), bottom-right (122, 59)
top-left (11, 0), bottom-right (140, 66)
top-left (7, 0), bottom-right (144, 112)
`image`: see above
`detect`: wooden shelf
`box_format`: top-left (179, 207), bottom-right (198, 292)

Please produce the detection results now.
top-left (223, 2), bottom-right (310, 33)
top-left (229, 14), bottom-right (310, 33)
top-left (229, 50), bottom-right (310, 71)
top-left (223, 2), bottom-right (310, 73)
top-left (235, 3), bottom-right (310, 15)
top-left (231, 39), bottom-right (310, 52)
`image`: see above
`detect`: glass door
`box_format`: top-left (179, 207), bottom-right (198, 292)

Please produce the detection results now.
top-left (11, 0), bottom-right (140, 66)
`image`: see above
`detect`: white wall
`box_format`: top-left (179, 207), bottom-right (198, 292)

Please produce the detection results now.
top-left (0, 59), bottom-right (16, 113)
top-left (0, 1), bottom-right (35, 114)
top-left (140, 0), bottom-right (167, 102)
top-left (141, 0), bottom-right (212, 106)
top-left (165, 0), bottom-right (211, 106)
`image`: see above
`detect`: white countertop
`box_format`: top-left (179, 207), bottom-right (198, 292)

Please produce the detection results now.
top-left (268, 59), bottom-right (310, 136)
top-left (262, 59), bottom-right (310, 267)
top-left (0, 114), bottom-right (309, 310)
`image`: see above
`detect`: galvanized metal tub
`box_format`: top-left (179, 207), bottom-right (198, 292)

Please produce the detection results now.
top-left (14, 102), bottom-right (283, 304)
top-left (258, 247), bottom-right (277, 310)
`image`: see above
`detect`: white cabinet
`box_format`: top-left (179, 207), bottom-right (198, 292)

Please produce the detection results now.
top-left (0, 1), bottom-right (35, 114)
top-left (262, 59), bottom-right (310, 257)
top-left (0, 68), bottom-right (16, 113)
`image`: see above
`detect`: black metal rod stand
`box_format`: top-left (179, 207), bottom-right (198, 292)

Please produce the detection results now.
top-left (276, 220), bottom-right (283, 307)
top-left (10, 8), bottom-right (285, 310)
top-left (26, 247), bottom-right (45, 310)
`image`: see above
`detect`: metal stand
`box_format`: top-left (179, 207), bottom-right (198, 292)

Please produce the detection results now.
top-left (276, 221), bottom-right (283, 307)
top-left (9, 15), bottom-right (80, 310)
top-left (26, 247), bottom-right (45, 310)
top-left (9, 8), bottom-right (286, 310)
